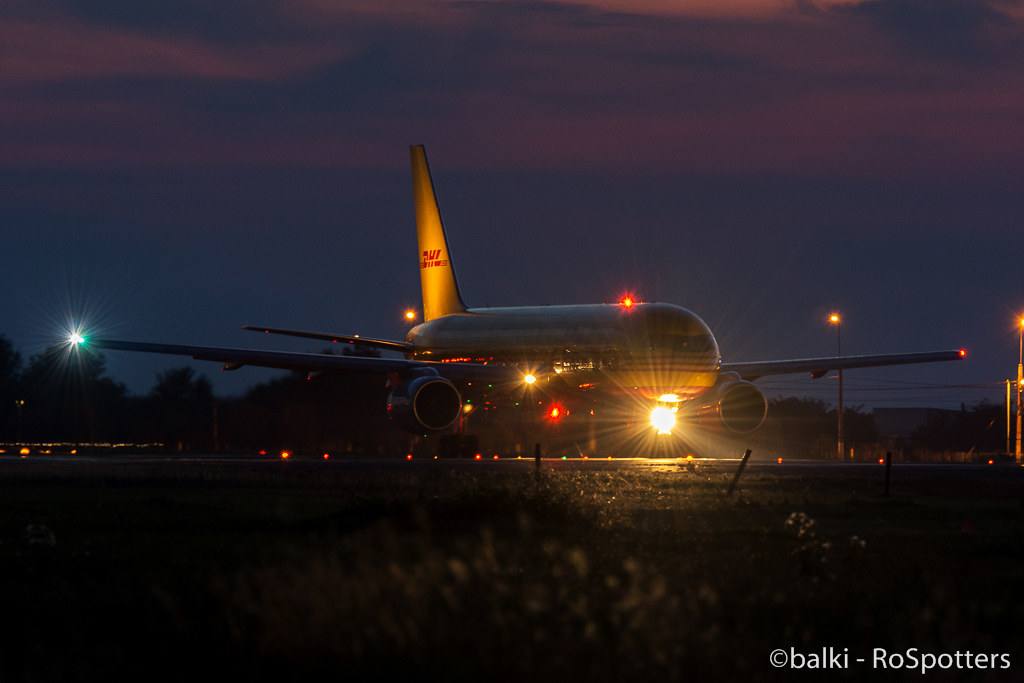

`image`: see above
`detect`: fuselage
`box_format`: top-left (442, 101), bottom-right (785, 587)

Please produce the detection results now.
top-left (406, 302), bottom-right (720, 400)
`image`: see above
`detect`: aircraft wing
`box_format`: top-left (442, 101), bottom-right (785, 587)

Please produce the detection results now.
top-left (240, 326), bottom-right (414, 353)
top-left (89, 339), bottom-right (518, 382)
top-left (720, 350), bottom-right (965, 381)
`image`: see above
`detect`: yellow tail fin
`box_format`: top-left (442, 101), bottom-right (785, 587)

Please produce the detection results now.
top-left (410, 145), bottom-right (468, 321)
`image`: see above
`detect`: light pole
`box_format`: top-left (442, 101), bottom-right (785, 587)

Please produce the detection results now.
top-left (830, 314), bottom-right (844, 461)
top-left (1017, 319), bottom-right (1023, 461)
top-left (1008, 379), bottom-right (1013, 456)
top-left (15, 400), bottom-right (24, 443)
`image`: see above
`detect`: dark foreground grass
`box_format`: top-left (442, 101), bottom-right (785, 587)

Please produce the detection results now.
top-left (0, 458), bottom-right (1022, 681)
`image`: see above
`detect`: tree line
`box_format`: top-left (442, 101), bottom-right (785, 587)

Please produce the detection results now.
top-left (0, 335), bottom-right (405, 453)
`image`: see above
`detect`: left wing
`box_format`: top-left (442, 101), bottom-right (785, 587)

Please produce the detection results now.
top-left (240, 326), bottom-right (414, 353)
top-left (89, 339), bottom-right (518, 382)
top-left (720, 350), bottom-right (965, 381)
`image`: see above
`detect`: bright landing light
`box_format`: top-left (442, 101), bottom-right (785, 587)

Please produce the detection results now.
top-left (524, 374), bottom-right (536, 384)
top-left (650, 407), bottom-right (677, 434)
top-left (651, 394), bottom-right (681, 434)
top-left (69, 332), bottom-right (85, 345)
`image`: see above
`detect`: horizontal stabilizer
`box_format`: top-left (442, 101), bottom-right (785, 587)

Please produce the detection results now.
top-left (721, 350), bottom-right (965, 381)
top-left (242, 326), bottom-right (413, 353)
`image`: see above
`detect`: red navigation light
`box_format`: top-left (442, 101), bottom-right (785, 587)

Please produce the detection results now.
top-left (323, 453), bottom-right (329, 460)
top-left (777, 457), bottom-right (782, 464)
top-left (621, 296), bottom-right (634, 308)
top-left (406, 454), bottom-right (412, 460)
top-left (493, 455), bottom-right (499, 460)
top-left (281, 451), bottom-right (290, 459)
top-left (259, 450), bottom-right (266, 455)
top-left (988, 459), bottom-right (994, 465)
top-left (475, 454), bottom-right (482, 460)
top-left (550, 406), bottom-right (560, 419)
top-left (960, 349), bottom-right (966, 357)
top-left (879, 458), bottom-right (884, 464)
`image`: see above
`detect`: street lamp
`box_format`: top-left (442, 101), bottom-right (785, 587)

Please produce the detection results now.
top-left (1017, 318), bottom-right (1023, 460)
top-left (829, 314), bottom-right (844, 461)
top-left (15, 400), bottom-right (24, 443)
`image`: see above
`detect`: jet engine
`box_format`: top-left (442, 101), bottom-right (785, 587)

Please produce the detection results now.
top-left (387, 370), bottom-right (463, 434)
top-left (696, 372), bottom-right (768, 434)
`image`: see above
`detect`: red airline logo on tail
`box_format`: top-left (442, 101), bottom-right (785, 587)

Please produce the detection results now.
top-left (421, 249), bottom-right (448, 269)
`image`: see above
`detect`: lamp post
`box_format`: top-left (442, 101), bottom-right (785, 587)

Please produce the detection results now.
top-left (15, 400), bottom-right (24, 443)
top-left (830, 314), bottom-right (844, 461)
top-left (1017, 319), bottom-right (1023, 461)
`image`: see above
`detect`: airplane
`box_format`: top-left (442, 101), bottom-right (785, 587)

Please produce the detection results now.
top-left (81, 145), bottom-right (964, 453)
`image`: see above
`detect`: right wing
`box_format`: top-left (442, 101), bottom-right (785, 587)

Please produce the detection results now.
top-left (89, 339), bottom-right (517, 382)
top-left (720, 350), bottom-right (965, 381)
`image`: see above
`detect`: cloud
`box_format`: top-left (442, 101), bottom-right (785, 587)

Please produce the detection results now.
top-left (838, 0), bottom-right (1016, 61)
top-left (2, 0), bottom-right (1024, 175)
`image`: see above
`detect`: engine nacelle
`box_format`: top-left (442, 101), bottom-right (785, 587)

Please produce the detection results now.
top-left (387, 371), bottom-right (463, 434)
top-left (696, 373), bottom-right (767, 434)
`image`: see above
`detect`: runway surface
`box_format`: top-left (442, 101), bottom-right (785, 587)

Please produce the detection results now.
top-left (5, 451), bottom-right (1024, 483)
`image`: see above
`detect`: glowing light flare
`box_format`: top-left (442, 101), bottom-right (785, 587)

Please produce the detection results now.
top-left (650, 394), bottom-right (681, 434)
top-left (280, 451), bottom-right (290, 459)
top-left (829, 314), bottom-right (839, 323)
top-left (988, 459), bottom-right (994, 465)
top-left (686, 455), bottom-right (693, 462)
top-left (650, 406), bottom-right (677, 434)
top-left (323, 453), bottom-right (329, 460)
top-left (959, 349), bottom-right (966, 357)
top-left (407, 454), bottom-right (412, 460)
top-left (405, 310), bottom-right (416, 320)
top-left (475, 454), bottom-right (482, 460)
top-left (524, 374), bottom-right (537, 384)
top-left (69, 332), bottom-right (85, 345)
top-left (548, 405), bottom-right (563, 419)
top-left (19, 447), bottom-right (30, 455)
top-left (777, 457), bottom-right (783, 463)
top-left (620, 296), bottom-right (634, 308)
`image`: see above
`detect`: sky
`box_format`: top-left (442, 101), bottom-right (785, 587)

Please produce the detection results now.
top-left (2, 0), bottom-right (1024, 409)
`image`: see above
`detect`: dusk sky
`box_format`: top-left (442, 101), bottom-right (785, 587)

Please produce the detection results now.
top-left (3, 0), bottom-right (1023, 408)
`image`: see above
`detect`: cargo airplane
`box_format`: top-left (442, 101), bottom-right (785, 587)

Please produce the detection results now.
top-left (84, 146), bottom-right (964, 447)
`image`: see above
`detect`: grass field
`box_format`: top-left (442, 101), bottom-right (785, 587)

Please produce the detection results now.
top-left (0, 456), bottom-right (1022, 681)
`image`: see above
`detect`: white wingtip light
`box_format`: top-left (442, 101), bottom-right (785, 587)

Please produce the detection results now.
top-left (69, 332), bottom-right (85, 345)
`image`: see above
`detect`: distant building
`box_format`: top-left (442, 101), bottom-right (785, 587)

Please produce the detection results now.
top-left (872, 407), bottom-right (957, 440)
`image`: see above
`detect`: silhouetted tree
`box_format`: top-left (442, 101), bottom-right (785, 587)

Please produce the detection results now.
top-left (0, 334), bottom-right (23, 440)
top-left (755, 397), bottom-right (879, 459)
top-left (912, 401), bottom-right (1004, 453)
top-left (140, 367), bottom-right (215, 450)
top-left (19, 344), bottom-right (127, 442)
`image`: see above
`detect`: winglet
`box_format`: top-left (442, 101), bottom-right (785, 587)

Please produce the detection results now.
top-left (410, 145), bottom-right (468, 321)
